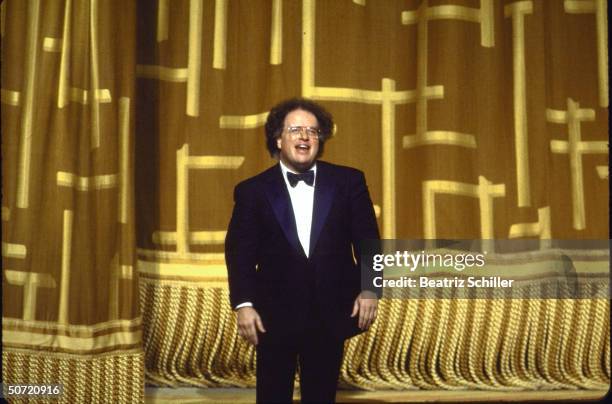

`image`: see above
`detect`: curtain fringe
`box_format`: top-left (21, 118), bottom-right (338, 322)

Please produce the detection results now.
top-left (2, 348), bottom-right (144, 403)
top-left (140, 281), bottom-right (610, 390)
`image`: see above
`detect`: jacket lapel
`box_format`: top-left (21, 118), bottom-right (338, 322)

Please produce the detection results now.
top-left (309, 162), bottom-right (335, 256)
top-left (264, 165), bottom-right (305, 257)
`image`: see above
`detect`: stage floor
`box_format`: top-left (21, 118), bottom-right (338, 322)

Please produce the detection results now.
top-left (145, 387), bottom-right (607, 403)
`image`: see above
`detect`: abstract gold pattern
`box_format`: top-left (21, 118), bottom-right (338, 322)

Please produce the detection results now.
top-left (187, 0), bottom-right (204, 116)
top-left (137, 0), bottom-right (203, 116)
top-left (136, 65), bottom-right (189, 82)
top-left (219, 111), bottom-right (269, 129)
top-left (56, 171), bottom-right (117, 191)
top-left (212, 0), bottom-right (228, 70)
top-left (564, 0), bottom-right (608, 107)
top-left (58, 0), bottom-right (72, 108)
top-left (119, 97), bottom-right (130, 224)
top-left (5, 270), bottom-right (57, 321)
top-left (302, 0), bottom-right (421, 238)
top-left (16, 0), bottom-right (41, 209)
top-left (137, 248), bottom-right (225, 263)
top-left (3, 329), bottom-right (142, 352)
top-left (1, 88), bottom-right (20, 106)
top-left (108, 254), bottom-right (135, 321)
top-left (547, 98), bottom-right (607, 230)
top-left (270, 0), bottom-right (283, 65)
top-left (3, 0), bottom-right (140, 400)
top-left (401, 0), bottom-right (494, 47)
top-left (67, 87), bottom-right (112, 105)
top-left (157, 0), bottom-right (169, 42)
top-left (3, 317), bottom-right (142, 336)
top-left (46, 0), bottom-right (113, 111)
top-left (0, 1), bottom-right (5, 38)
top-left (504, 1), bottom-right (533, 208)
top-left (422, 176), bottom-right (506, 239)
top-left (139, 259), bottom-right (227, 279)
top-left (58, 210), bottom-right (73, 325)
top-left (43, 37), bottom-right (62, 53)
top-left (2, 242), bottom-right (27, 259)
top-left (596, 165), bottom-right (608, 179)
top-left (89, 0), bottom-right (103, 149)
top-left (508, 206), bottom-right (552, 240)
top-left (1, 206), bottom-right (10, 221)
top-left (148, 144), bottom-right (244, 260)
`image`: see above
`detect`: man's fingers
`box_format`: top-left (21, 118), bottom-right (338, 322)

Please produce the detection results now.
top-left (368, 307), bottom-right (377, 328)
top-left (362, 307), bottom-right (370, 329)
top-left (351, 298), bottom-right (359, 317)
top-left (245, 323), bottom-right (258, 345)
top-left (359, 305), bottom-right (366, 328)
top-left (236, 307), bottom-right (264, 345)
top-left (255, 316), bottom-right (266, 333)
top-left (366, 306), bottom-right (375, 328)
top-left (361, 303), bottom-right (377, 329)
top-left (245, 331), bottom-right (257, 345)
top-left (353, 298), bottom-right (378, 328)
top-left (353, 293), bottom-right (379, 328)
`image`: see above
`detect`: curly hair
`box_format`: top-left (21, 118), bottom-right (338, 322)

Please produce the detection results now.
top-left (264, 98), bottom-right (334, 158)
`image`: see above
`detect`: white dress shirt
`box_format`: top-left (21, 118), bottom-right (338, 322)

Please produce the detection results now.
top-left (235, 161), bottom-right (317, 310)
top-left (279, 160), bottom-right (316, 257)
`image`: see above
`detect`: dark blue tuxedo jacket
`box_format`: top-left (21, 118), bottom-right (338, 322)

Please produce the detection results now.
top-left (225, 160), bottom-right (380, 341)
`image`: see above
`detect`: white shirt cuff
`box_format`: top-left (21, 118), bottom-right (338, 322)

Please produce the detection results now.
top-left (235, 302), bottom-right (253, 310)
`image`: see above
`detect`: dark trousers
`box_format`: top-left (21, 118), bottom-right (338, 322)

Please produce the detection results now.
top-left (255, 313), bottom-right (345, 404)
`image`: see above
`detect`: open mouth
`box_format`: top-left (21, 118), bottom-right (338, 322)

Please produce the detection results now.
top-left (295, 144), bottom-right (310, 151)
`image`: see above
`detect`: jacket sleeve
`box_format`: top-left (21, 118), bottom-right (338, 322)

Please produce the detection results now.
top-left (225, 182), bottom-right (259, 309)
top-left (349, 170), bottom-right (382, 297)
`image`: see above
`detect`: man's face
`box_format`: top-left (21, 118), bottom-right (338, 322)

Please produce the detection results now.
top-left (276, 109), bottom-right (320, 173)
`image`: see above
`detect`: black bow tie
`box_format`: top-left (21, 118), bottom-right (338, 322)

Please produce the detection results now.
top-left (287, 170), bottom-right (315, 187)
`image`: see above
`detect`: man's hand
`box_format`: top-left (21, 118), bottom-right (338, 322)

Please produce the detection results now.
top-left (350, 290), bottom-right (378, 330)
top-left (236, 306), bottom-right (266, 345)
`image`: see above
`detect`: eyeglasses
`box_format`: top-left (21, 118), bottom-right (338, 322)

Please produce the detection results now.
top-left (284, 126), bottom-right (321, 139)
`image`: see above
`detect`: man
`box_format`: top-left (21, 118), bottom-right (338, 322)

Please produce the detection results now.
top-left (225, 98), bottom-right (380, 403)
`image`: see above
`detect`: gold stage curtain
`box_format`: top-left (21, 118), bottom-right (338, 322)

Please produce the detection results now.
top-left (1, 1), bottom-right (143, 402)
top-left (3, 0), bottom-right (610, 400)
top-left (134, 0), bottom-right (609, 392)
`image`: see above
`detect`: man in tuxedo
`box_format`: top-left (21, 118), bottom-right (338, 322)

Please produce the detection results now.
top-left (225, 98), bottom-right (380, 403)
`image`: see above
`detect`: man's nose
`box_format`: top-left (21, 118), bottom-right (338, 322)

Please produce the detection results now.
top-left (297, 129), bottom-right (310, 140)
